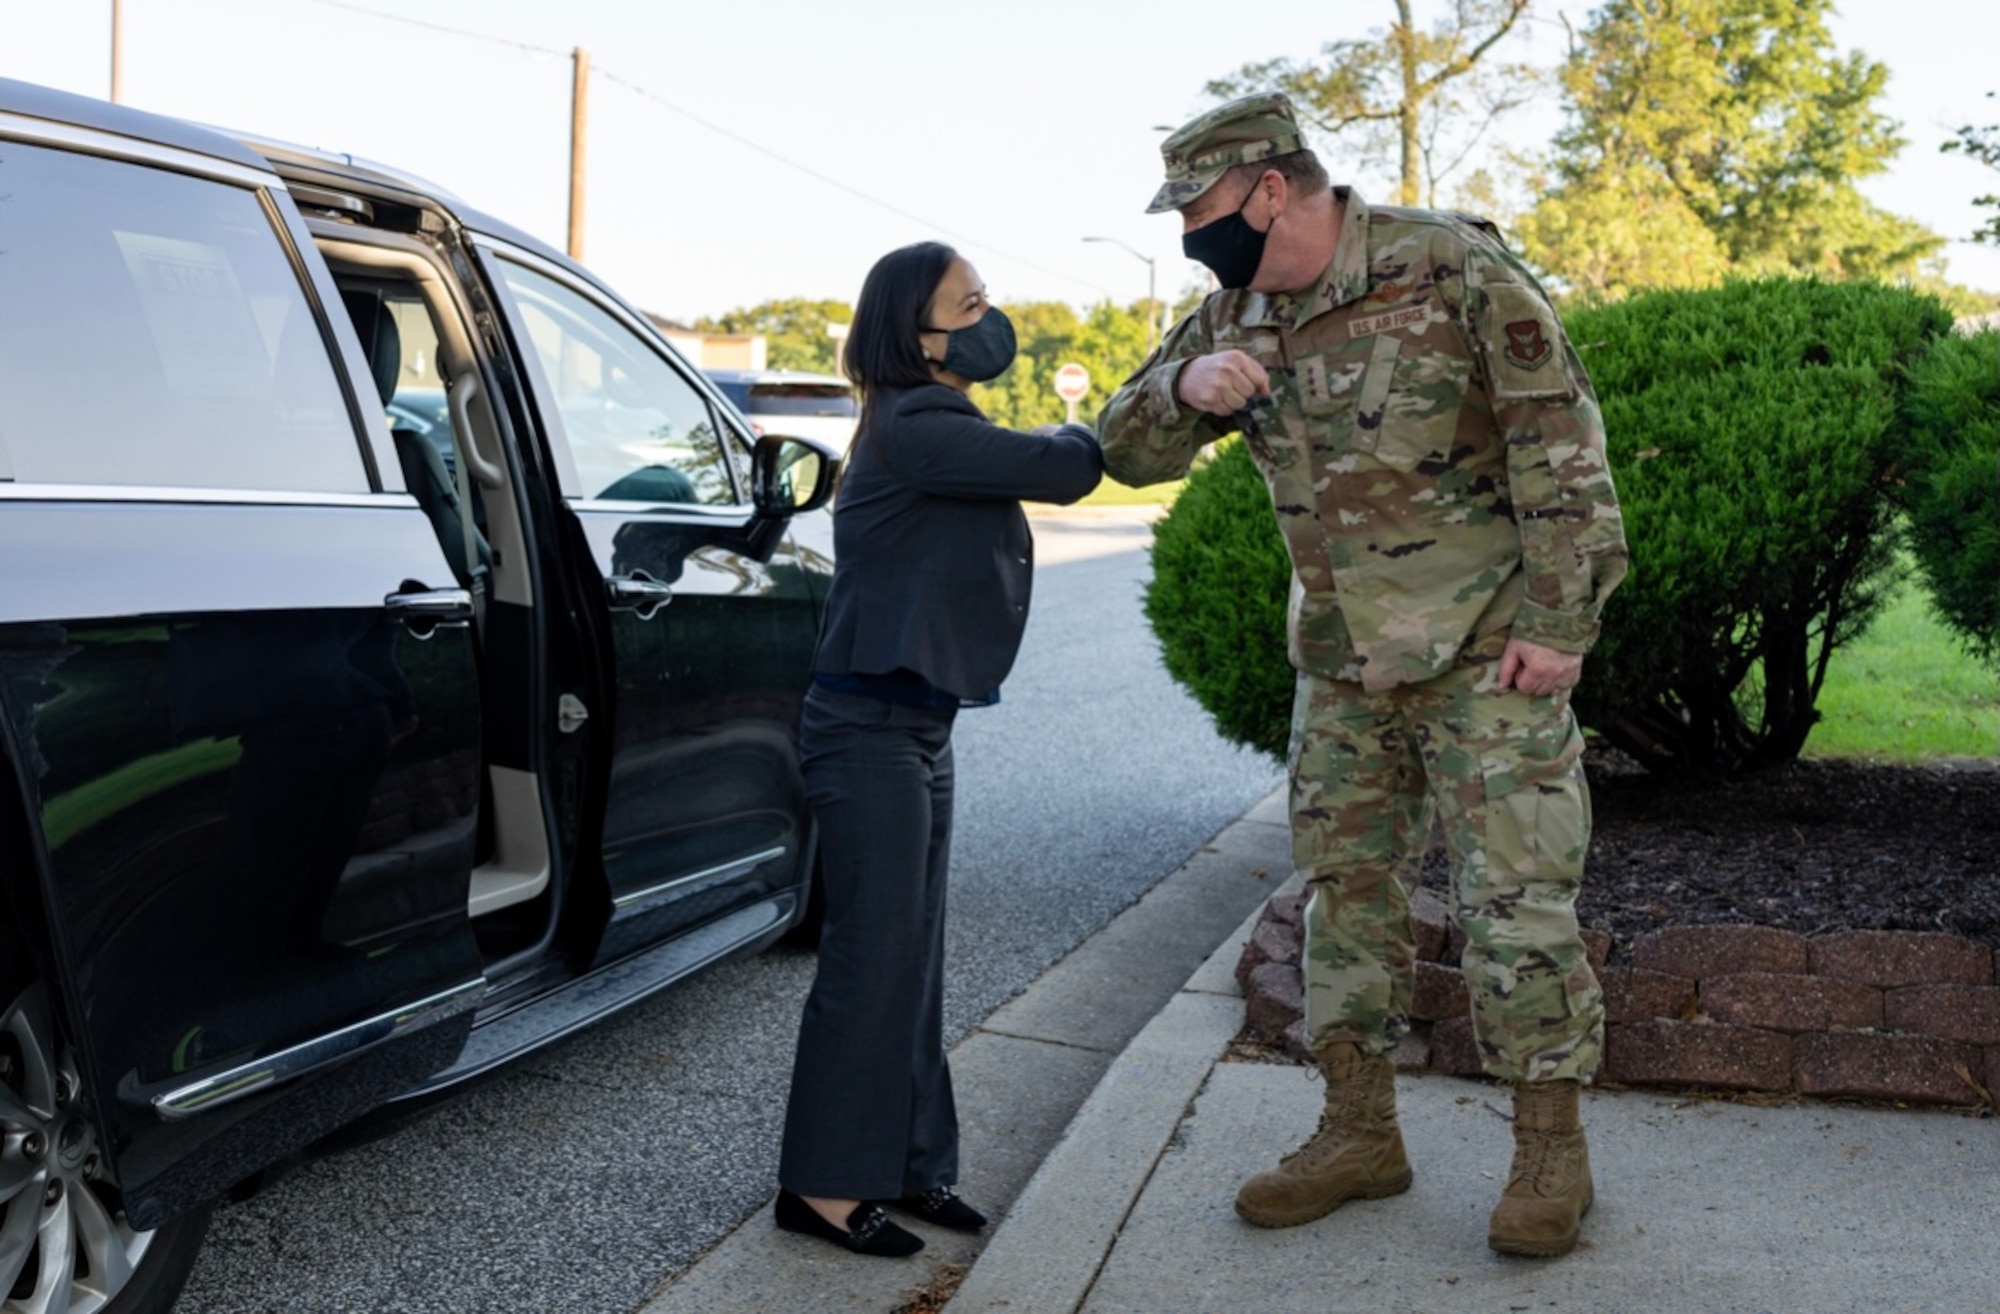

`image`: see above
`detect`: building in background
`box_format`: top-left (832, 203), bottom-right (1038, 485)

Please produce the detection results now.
top-left (645, 312), bottom-right (767, 370)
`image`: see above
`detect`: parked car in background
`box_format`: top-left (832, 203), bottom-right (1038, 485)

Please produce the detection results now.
top-left (0, 76), bottom-right (838, 1314)
top-left (703, 368), bottom-right (859, 455)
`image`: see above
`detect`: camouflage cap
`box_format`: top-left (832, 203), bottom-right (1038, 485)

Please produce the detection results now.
top-left (1146, 92), bottom-right (1307, 214)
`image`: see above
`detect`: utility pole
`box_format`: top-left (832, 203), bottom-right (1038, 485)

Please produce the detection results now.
top-left (109, 0), bottom-right (124, 103)
top-left (568, 46), bottom-right (590, 262)
top-left (1082, 236), bottom-right (1159, 357)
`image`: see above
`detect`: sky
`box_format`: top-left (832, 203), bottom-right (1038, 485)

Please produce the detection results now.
top-left (3, 0), bottom-right (1997, 324)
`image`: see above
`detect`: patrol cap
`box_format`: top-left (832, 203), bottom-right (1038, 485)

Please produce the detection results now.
top-left (1146, 92), bottom-right (1308, 214)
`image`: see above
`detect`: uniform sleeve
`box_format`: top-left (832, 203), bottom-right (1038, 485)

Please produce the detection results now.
top-left (1095, 300), bottom-right (1234, 487)
top-left (1464, 252), bottom-right (1629, 654)
top-left (875, 393), bottom-right (1104, 504)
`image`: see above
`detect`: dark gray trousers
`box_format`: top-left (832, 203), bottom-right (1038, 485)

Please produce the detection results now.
top-left (779, 686), bottom-right (959, 1199)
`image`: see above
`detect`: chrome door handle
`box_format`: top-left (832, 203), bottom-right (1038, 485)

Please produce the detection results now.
top-left (385, 587), bottom-right (474, 624)
top-left (607, 571), bottom-right (674, 616)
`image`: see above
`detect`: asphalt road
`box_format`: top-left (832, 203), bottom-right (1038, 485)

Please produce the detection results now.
top-left (174, 505), bottom-right (1282, 1314)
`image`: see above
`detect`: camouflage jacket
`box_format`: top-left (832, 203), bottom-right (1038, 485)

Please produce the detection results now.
top-left (1099, 189), bottom-right (1628, 691)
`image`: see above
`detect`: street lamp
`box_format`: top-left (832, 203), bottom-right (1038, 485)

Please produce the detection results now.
top-left (1082, 236), bottom-right (1159, 357)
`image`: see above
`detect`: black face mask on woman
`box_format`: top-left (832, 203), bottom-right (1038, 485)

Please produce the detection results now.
top-left (923, 306), bottom-right (1018, 383)
top-left (1182, 184), bottom-right (1270, 290)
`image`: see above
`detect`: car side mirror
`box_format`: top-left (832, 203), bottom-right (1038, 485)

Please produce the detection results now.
top-left (751, 434), bottom-right (838, 518)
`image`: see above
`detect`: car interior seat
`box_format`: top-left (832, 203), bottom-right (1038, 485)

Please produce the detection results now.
top-left (340, 288), bottom-right (491, 588)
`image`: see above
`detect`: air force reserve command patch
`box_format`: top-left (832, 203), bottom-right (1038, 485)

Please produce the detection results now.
top-left (1479, 281), bottom-right (1576, 401)
top-left (1504, 318), bottom-right (1552, 370)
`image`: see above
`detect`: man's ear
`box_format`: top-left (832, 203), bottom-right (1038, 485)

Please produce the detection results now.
top-left (1263, 169), bottom-right (1289, 211)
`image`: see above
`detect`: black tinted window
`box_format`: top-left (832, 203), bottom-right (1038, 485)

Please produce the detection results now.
top-left (0, 143), bottom-right (366, 492)
top-left (747, 384), bottom-right (856, 419)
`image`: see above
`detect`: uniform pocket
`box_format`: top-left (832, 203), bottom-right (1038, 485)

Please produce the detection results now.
top-left (1478, 712), bottom-right (1589, 875)
top-left (1367, 338), bottom-right (1473, 474)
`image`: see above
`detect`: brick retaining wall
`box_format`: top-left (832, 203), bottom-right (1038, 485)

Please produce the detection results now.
top-left (1235, 890), bottom-right (1998, 1109)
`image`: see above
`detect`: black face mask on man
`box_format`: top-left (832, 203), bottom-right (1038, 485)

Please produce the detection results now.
top-left (1182, 183), bottom-right (1271, 290)
top-left (923, 307), bottom-right (1018, 383)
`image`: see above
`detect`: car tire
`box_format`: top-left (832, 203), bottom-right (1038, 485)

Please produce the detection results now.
top-left (0, 969), bottom-right (213, 1314)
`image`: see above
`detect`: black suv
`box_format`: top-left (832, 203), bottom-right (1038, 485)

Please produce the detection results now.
top-left (0, 78), bottom-right (836, 1311)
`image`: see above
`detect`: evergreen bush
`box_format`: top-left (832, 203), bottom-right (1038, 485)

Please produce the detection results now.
top-left (1897, 328), bottom-right (1998, 662)
top-left (1144, 438), bottom-right (1292, 760)
top-left (1565, 278), bottom-right (1953, 771)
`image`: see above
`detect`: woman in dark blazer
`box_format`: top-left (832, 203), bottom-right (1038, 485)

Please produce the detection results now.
top-left (774, 242), bottom-right (1103, 1257)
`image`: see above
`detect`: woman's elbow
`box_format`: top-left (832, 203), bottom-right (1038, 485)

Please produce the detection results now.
top-left (1049, 444), bottom-right (1105, 505)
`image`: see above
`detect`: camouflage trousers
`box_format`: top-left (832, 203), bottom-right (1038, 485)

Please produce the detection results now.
top-left (1290, 664), bottom-right (1604, 1084)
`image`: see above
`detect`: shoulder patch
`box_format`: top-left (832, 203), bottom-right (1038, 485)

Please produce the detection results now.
top-left (1478, 282), bottom-right (1576, 402)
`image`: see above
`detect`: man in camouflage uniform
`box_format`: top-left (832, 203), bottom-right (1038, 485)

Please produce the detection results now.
top-left (1098, 93), bottom-right (1627, 1258)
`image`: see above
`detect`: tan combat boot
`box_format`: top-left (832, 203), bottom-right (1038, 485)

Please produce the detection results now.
top-left (1488, 1079), bottom-right (1594, 1257)
top-left (1233, 1042), bottom-right (1413, 1228)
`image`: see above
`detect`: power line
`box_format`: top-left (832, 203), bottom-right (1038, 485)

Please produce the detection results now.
top-left (592, 68), bottom-right (1118, 298)
top-left (303, 0), bottom-right (1118, 299)
top-left (306, 0), bottom-right (565, 57)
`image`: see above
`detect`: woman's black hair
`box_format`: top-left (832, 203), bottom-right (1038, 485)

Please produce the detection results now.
top-left (843, 241), bottom-right (959, 434)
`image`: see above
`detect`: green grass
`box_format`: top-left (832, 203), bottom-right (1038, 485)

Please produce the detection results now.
top-left (1805, 573), bottom-right (1998, 762)
top-left (1080, 477), bottom-right (1186, 507)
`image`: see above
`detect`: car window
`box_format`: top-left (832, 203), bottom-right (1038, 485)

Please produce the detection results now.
top-left (0, 142), bottom-right (368, 492)
top-left (747, 384), bottom-right (856, 419)
top-left (378, 292), bottom-right (458, 462)
top-left (495, 261), bottom-right (735, 506)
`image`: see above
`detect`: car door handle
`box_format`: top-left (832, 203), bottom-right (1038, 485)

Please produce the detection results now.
top-left (607, 571), bottom-right (674, 615)
top-left (385, 587), bottom-right (474, 625)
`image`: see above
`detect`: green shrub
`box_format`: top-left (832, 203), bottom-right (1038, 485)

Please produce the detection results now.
top-left (1144, 438), bottom-right (1292, 760)
top-left (1566, 278), bottom-right (1954, 772)
top-left (1897, 328), bottom-right (1998, 662)
top-left (1144, 277), bottom-right (1958, 773)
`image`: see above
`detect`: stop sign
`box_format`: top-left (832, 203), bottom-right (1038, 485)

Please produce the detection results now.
top-left (1053, 362), bottom-right (1091, 403)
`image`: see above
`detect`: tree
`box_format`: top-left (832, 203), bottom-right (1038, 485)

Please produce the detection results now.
top-left (1208, 0), bottom-right (1536, 208)
top-left (970, 299), bottom-right (1158, 431)
top-left (1942, 91), bottom-right (2000, 245)
top-left (1519, 0), bottom-right (1944, 300)
top-left (695, 297), bottom-right (853, 374)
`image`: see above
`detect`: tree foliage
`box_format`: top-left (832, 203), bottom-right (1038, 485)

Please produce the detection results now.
top-left (695, 297), bottom-right (853, 375)
top-left (970, 299), bottom-right (1159, 431)
top-left (1942, 91), bottom-right (2000, 246)
top-left (1208, 0), bottom-right (1536, 208)
top-left (1519, 0), bottom-right (1944, 300)
top-left (1896, 328), bottom-right (1999, 660)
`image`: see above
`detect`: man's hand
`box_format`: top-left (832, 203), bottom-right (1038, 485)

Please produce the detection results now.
top-left (1176, 350), bottom-right (1272, 416)
top-left (1496, 638), bottom-right (1584, 698)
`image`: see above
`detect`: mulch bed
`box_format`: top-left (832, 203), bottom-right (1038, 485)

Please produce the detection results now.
top-left (1411, 754), bottom-right (2000, 964)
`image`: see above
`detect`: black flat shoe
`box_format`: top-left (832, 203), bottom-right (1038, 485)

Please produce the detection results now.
top-left (774, 1189), bottom-right (924, 1258)
top-left (892, 1185), bottom-right (988, 1232)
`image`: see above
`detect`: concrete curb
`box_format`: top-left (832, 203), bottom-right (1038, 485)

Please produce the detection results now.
top-left (946, 869), bottom-right (1304, 1314)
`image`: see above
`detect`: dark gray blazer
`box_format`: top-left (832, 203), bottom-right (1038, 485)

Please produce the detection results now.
top-left (812, 384), bottom-right (1104, 699)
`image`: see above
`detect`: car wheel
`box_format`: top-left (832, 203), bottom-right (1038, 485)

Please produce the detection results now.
top-left (1, 979), bottom-right (211, 1314)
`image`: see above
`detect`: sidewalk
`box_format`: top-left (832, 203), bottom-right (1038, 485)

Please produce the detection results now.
top-left (637, 788), bottom-right (1295, 1313)
top-left (952, 888), bottom-right (2000, 1313)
